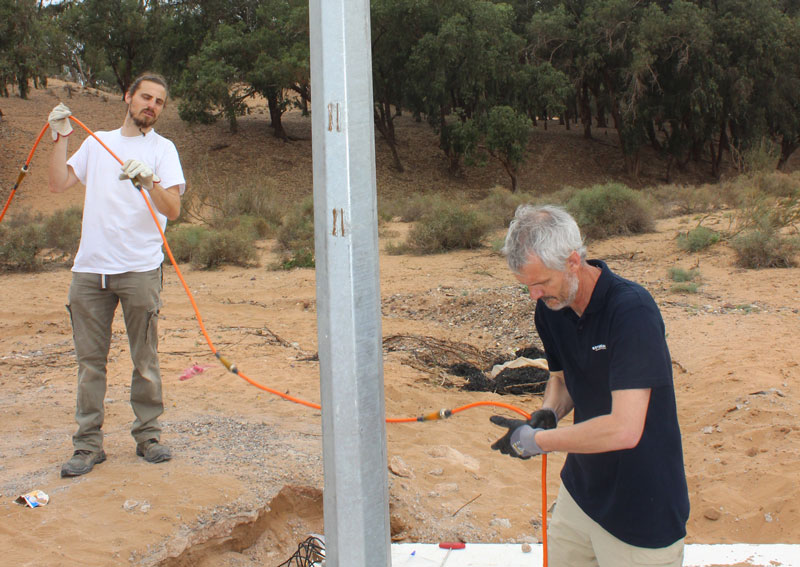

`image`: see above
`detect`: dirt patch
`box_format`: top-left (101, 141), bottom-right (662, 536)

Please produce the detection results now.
top-left (158, 485), bottom-right (324, 567)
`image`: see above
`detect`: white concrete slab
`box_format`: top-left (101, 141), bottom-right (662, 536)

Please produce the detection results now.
top-left (391, 543), bottom-right (800, 566)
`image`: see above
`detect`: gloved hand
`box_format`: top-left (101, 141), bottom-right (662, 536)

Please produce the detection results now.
top-left (48, 103), bottom-right (73, 141)
top-left (490, 408), bottom-right (557, 460)
top-left (119, 159), bottom-right (160, 190)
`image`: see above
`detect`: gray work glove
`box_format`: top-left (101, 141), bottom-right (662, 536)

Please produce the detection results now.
top-left (48, 103), bottom-right (73, 141)
top-left (119, 159), bottom-right (160, 190)
top-left (490, 408), bottom-right (557, 460)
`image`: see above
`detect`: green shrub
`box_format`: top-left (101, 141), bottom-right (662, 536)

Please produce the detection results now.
top-left (393, 193), bottom-right (457, 223)
top-left (194, 228), bottom-right (258, 269)
top-left (42, 206), bottom-right (83, 257)
top-left (754, 171), bottom-right (800, 199)
top-left (730, 228), bottom-right (799, 269)
top-left (652, 183), bottom-right (719, 214)
top-left (406, 205), bottom-right (490, 253)
top-left (566, 183), bottom-right (654, 239)
top-left (165, 225), bottom-right (209, 264)
top-left (0, 222), bottom-right (44, 271)
top-left (1, 209), bottom-right (82, 271)
top-left (668, 267), bottom-right (700, 282)
top-left (275, 196), bottom-right (315, 269)
top-left (670, 281), bottom-right (699, 294)
top-left (479, 185), bottom-right (536, 228)
top-left (677, 226), bottom-right (720, 252)
top-left (214, 183), bottom-right (284, 227)
top-left (165, 224), bottom-right (257, 269)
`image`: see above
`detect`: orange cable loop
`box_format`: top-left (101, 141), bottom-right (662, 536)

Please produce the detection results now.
top-left (5, 117), bottom-right (550, 567)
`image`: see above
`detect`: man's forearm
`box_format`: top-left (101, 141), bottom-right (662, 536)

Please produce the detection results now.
top-left (48, 137), bottom-right (71, 193)
top-left (148, 183), bottom-right (181, 220)
top-left (540, 371), bottom-right (573, 422)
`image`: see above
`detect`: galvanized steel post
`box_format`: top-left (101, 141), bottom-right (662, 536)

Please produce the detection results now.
top-left (309, 1), bottom-right (392, 566)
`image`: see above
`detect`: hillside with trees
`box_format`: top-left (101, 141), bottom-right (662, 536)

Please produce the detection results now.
top-left (3, 0), bottom-right (800, 189)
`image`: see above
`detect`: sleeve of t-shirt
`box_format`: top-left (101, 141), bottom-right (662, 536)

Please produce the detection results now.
top-left (155, 139), bottom-right (186, 195)
top-left (534, 302), bottom-right (563, 373)
top-left (607, 298), bottom-right (672, 391)
top-left (66, 137), bottom-right (93, 185)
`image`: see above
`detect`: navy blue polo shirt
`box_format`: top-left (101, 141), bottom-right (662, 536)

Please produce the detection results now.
top-left (534, 260), bottom-right (689, 548)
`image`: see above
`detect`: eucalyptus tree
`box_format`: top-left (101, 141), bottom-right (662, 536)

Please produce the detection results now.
top-left (708, 0), bottom-right (797, 173)
top-left (482, 105), bottom-right (532, 191)
top-left (0, 0), bottom-right (51, 98)
top-left (405, 0), bottom-right (524, 174)
top-left (177, 0), bottom-right (309, 138)
top-left (64, 0), bottom-right (164, 98)
top-left (371, 0), bottom-right (438, 172)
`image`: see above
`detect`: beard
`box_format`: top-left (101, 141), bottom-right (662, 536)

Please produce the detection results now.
top-left (130, 107), bottom-right (156, 129)
top-left (542, 271), bottom-right (578, 311)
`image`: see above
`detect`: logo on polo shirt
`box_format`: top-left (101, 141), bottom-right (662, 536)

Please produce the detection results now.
top-left (591, 344), bottom-right (607, 351)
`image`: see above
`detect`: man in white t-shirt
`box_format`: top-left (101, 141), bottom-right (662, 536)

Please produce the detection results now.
top-left (48, 72), bottom-right (186, 477)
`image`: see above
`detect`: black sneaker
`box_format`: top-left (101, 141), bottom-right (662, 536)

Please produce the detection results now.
top-left (61, 449), bottom-right (107, 477)
top-left (136, 439), bottom-right (172, 463)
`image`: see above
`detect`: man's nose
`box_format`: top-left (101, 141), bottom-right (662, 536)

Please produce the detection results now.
top-left (528, 286), bottom-right (544, 300)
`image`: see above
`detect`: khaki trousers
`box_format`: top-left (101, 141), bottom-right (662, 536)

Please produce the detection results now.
top-left (66, 269), bottom-right (164, 452)
top-left (548, 484), bottom-right (685, 567)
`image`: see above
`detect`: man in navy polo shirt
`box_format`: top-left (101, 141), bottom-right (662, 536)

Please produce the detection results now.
top-left (490, 204), bottom-right (689, 566)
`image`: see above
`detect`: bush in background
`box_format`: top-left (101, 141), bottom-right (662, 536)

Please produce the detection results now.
top-left (275, 196), bottom-right (315, 269)
top-left (566, 183), bottom-right (654, 239)
top-left (0, 221), bottom-right (44, 271)
top-left (731, 228), bottom-right (799, 269)
top-left (478, 185), bottom-right (536, 228)
top-left (165, 224), bottom-right (258, 269)
top-left (668, 266), bottom-right (701, 294)
top-left (677, 225), bottom-right (720, 253)
top-left (42, 206), bottom-right (83, 258)
top-left (405, 204), bottom-right (490, 254)
top-left (0, 208), bottom-right (82, 271)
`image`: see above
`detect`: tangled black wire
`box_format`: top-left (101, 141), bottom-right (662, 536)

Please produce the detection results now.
top-left (277, 535), bottom-right (326, 567)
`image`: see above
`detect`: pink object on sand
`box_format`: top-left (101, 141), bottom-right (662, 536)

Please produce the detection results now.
top-left (179, 363), bottom-right (212, 381)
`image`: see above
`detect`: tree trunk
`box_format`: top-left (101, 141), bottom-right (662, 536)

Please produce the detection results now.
top-left (267, 93), bottom-right (288, 141)
top-left (374, 100), bottom-right (404, 172)
top-left (778, 138), bottom-right (798, 170)
top-left (580, 81), bottom-right (592, 139)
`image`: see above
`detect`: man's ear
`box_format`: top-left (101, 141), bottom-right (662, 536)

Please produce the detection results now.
top-left (124, 91), bottom-right (131, 104)
top-left (566, 250), bottom-right (581, 272)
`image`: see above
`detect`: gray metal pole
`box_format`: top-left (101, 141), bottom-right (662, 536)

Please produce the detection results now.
top-left (309, 1), bottom-right (392, 566)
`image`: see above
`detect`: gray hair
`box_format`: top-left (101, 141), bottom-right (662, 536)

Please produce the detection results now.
top-left (502, 204), bottom-right (586, 272)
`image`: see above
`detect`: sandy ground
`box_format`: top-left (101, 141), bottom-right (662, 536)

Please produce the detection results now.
top-left (1, 81), bottom-right (799, 566)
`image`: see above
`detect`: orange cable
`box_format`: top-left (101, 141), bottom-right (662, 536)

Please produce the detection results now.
top-left (0, 124), bottom-right (49, 223)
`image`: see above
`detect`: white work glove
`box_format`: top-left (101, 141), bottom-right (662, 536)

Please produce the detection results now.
top-left (48, 103), bottom-right (73, 141)
top-left (119, 159), bottom-right (160, 190)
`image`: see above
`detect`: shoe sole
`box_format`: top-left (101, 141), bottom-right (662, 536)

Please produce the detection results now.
top-left (60, 451), bottom-right (107, 478)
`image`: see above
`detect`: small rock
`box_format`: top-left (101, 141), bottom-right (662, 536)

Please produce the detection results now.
top-left (140, 501), bottom-right (151, 513)
top-left (746, 447), bottom-right (758, 457)
top-left (489, 517), bottom-right (511, 529)
top-left (703, 508), bottom-right (720, 521)
top-left (123, 500), bottom-right (139, 512)
top-left (521, 543), bottom-right (532, 553)
top-left (765, 513), bottom-right (773, 523)
top-left (428, 468), bottom-right (444, 477)
top-left (434, 482), bottom-right (459, 494)
top-left (389, 456), bottom-right (415, 479)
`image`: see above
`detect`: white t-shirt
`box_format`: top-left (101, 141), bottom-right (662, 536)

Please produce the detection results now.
top-left (67, 128), bottom-right (186, 274)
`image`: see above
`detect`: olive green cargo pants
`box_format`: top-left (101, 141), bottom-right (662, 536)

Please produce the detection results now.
top-left (66, 268), bottom-right (164, 452)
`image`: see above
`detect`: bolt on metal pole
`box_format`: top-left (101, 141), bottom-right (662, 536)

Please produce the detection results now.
top-left (309, 1), bottom-right (392, 567)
